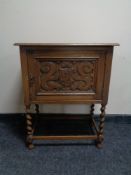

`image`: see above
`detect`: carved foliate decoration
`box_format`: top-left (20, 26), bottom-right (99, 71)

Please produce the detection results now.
top-left (39, 60), bottom-right (96, 93)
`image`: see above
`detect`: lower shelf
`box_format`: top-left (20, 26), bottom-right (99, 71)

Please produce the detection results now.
top-left (32, 115), bottom-right (98, 141)
top-left (33, 135), bottom-right (97, 140)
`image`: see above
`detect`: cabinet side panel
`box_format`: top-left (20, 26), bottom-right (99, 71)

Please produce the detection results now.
top-left (20, 47), bottom-right (30, 106)
top-left (102, 47), bottom-right (113, 105)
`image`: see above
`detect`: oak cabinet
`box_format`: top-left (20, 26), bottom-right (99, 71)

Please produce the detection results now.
top-left (15, 43), bottom-right (119, 149)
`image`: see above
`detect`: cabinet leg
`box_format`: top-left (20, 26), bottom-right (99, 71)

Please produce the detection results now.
top-left (26, 105), bottom-right (34, 149)
top-left (90, 104), bottom-right (94, 117)
top-left (96, 104), bottom-right (105, 148)
top-left (90, 104), bottom-right (94, 126)
top-left (35, 104), bottom-right (39, 114)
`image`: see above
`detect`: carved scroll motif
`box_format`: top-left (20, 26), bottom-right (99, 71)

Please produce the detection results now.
top-left (39, 60), bottom-right (96, 93)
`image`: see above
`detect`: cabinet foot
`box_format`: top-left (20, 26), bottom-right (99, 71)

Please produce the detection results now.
top-left (27, 143), bottom-right (35, 150)
top-left (96, 141), bottom-right (103, 149)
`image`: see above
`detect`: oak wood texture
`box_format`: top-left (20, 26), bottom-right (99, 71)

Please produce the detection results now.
top-left (15, 43), bottom-right (119, 149)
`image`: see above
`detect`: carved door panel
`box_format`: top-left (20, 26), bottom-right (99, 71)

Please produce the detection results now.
top-left (27, 50), bottom-right (105, 103)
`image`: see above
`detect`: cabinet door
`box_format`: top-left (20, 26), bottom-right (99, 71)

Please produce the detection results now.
top-left (27, 48), bottom-right (105, 104)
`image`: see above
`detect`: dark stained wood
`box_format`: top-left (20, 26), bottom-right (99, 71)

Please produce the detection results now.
top-left (15, 43), bottom-right (119, 149)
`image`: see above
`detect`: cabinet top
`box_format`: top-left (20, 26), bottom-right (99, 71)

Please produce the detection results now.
top-left (14, 43), bottom-right (119, 46)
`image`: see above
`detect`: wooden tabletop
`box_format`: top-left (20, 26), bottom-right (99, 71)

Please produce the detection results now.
top-left (14, 43), bottom-right (120, 46)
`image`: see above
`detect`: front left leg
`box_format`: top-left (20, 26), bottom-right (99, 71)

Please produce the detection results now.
top-left (26, 105), bottom-right (34, 149)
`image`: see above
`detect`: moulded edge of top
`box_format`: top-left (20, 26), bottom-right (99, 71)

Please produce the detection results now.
top-left (14, 43), bottom-right (120, 46)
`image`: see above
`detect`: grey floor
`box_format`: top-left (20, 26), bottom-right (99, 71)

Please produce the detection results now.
top-left (0, 115), bottom-right (131, 175)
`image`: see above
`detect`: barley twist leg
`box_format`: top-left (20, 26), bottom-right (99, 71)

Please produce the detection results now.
top-left (26, 105), bottom-right (34, 149)
top-left (96, 105), bottom-right (105, 148)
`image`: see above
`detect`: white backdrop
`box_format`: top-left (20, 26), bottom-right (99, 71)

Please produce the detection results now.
top-left (0, 0), bottom-right (131, 114)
